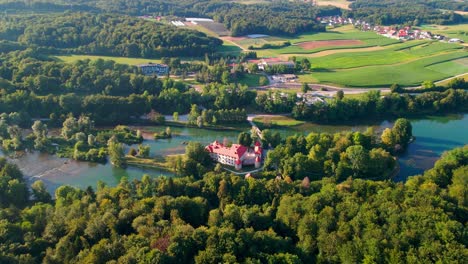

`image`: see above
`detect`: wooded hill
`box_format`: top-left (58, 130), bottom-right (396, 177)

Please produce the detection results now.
top-left (0, 13), bottom-right (222, 58)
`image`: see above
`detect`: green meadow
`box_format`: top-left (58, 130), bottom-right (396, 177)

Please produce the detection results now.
top-left (308, 49), bottom-right (415, 69)
top-left (310, 51), bottom-right (468, 87)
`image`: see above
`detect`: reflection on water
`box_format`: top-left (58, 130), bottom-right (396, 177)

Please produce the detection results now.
top-left (394, 114), bottom-right (467, 181)
top-left (1, 114), bottom-right (466, 193)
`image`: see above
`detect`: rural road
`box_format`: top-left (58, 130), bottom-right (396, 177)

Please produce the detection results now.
top-left (253, 73), bottom-right (468, 95)
top-left (253, 82), bottom-right (391, 94)
top-left (220, 37), bottom-right (248, 51)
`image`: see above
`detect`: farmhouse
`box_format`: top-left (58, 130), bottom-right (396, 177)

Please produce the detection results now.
top-left (271, 74), bottom-right (297, 83)
top-left (257, 58), bottom-right (295, 71)
top-left (137, 63), bottom-right (169, 76)
top-left (205, 141), bottom-right (262, 170)
top-left (297, 92), bottom-right (328, 106)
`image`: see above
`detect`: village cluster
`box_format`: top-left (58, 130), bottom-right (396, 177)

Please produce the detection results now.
top-left (319, 16), bottom-right (464, 43)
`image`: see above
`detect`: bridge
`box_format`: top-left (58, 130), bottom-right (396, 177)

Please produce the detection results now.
top-left (247, 114), bottom-right (269, 140)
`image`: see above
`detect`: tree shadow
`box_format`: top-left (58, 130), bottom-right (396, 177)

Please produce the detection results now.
top-left (311, 68), bottom-right (335, 72)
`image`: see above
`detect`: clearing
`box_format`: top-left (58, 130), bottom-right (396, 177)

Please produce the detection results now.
top-left (252, 115), bottom-right (304, 128)
top-left (315, 0), bottom-right (351, 10)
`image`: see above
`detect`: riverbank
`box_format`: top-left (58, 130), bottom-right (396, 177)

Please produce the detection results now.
top-left (125, 155), bottom-right (178, 172)
top-left (1, 114), bottom-right (466, 194)
top-left (165, 121), bottom-right (251, 132)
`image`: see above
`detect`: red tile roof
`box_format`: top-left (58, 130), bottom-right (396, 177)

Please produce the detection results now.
top-left (206, 141), bottom-right (248, 159)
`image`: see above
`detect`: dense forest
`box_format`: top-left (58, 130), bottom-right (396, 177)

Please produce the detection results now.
top-left (0, 143), bottom-right (466, 263)
top-left (293, 89), bottom-right (468, 123)
top-left (0, 0), bottom-right (465, 29)
top-left (202, 2), bottom-right (333, 36)
top-left (0, 0), bottom-right (338, 36)
top-left (0, 48), bottom-right (467, 125)
top-left (348, 0), bottom-right (467, 25)
top-left (0, 48), bottom-right (260, 123)
top-left (0, 13), bottom-right (222, 58)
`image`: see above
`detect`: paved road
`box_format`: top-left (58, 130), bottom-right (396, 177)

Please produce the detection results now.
top-left (253, 73), bottom-right (467, 96)
top-left (254, 82), bottom-right (391, 95)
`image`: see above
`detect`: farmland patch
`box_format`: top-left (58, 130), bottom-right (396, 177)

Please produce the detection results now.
top-left (297, 40), bottom-right (366, 50)
top-left (196, 21), bottom-right (230, 36)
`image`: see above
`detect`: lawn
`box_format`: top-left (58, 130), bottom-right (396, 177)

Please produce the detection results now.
top-left (253, 115), bottom-right (305, 128)
top-left (55, 55), bottom-right (162, 65)
top-left (237, 74), bottom-right (266, 87)
top-left (311, 51), bottom-right (468, 87)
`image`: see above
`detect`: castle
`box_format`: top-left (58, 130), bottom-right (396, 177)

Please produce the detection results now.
top-left (205, 141), bottom-right (262, 170)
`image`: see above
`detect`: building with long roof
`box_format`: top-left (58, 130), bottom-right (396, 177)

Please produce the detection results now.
top-left (205, 141), bottom-right (262, 170)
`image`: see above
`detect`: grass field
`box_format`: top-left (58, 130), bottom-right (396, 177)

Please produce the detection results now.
top-left (315, 0), bottom-right (351, 9)
top-left (309, 49), bottom-right (416, 69)
top-left (253, 115), bottom-right (305, 128)
top-left (228, 25), bottom-right (400, 55)
top-left (216, 42), bottom-right (243, 55)
top-left (55, 55), bottom-right (162, 65)
top-left (263, 25), bottom-right (468, 88)
top-left (309, 51), bottom-right (468, 87)
top-left (401, 41), bottom-right (463, 56)
top-left (437, 73), bottom-right (468, 86)
top-left (237, 74), bottom-right (266, 87)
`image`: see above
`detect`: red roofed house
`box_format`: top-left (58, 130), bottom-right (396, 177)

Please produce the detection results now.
top-left (398, 29), bottom-right (408, 38)
top-left (205, 140), bottom-right (263, 170)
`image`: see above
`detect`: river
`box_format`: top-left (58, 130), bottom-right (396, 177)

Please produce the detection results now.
top-left (1, 114), bottom-right (466, 193)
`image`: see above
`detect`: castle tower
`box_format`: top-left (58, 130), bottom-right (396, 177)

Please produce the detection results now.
top-left (254, 141), bottom-right (262, 154)
top-left (235, 159), bottom-right (242, 170)
top-left (255, 156), bottom-right (261, 169)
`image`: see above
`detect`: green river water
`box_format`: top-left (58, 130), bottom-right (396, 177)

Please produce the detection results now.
top-left (1, 114), bottom-right (466, 193)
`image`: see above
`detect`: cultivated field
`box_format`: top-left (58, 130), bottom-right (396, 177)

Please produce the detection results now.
top-left (228, 25), bottom-right (400, 55)
top-left (298, 39), bottom-right (365, 50)
top-left (229, 25), bottom-right (468, 88)
top-left (196, 21), bottom-right (230, 36)
top-left (307, 51), bottom-right (468, 87)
